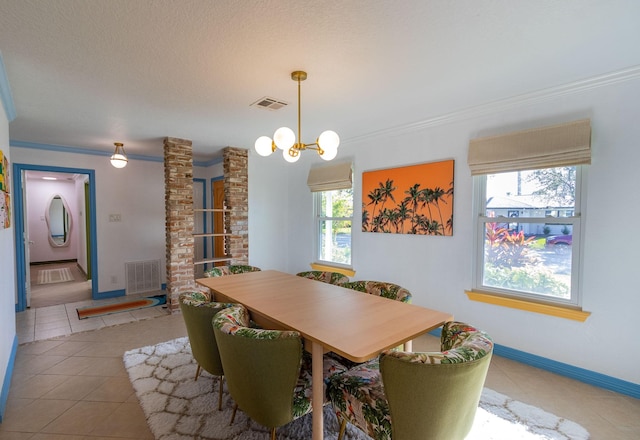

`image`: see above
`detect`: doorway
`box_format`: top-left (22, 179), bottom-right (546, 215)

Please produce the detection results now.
top-left (13, 163), bottom-right (98, 312)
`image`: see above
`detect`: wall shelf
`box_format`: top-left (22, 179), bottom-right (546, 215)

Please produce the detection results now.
top-left (194, 257), bottom-right (233, 265)
top-left (193, 207), bottom-right (231, 266)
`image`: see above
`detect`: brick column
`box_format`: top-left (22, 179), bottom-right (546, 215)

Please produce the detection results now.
top-left (223, 147), bottom-right (249, 264)
top-left (164, 137), bottom-right (195, 313)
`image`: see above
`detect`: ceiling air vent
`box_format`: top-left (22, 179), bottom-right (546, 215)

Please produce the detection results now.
top-left (251, 97), bottom-right (288, 111)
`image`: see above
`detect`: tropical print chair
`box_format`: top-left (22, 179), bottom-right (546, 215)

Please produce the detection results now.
top-left (203, 264), bottom-right (261, 277)
top-left (296, 270), bottom-right (350, 285)
top-left (212, 305), bottom-right (347, 440)
top-left (178, 291), bottom-right (237, 410)
top-left (342, 280), bottom-right (412, 303)
top-left (326, 321), bottom-right (493, 440)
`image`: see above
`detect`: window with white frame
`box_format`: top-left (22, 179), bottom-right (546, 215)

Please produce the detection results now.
top-left (469, 119), bottom-right (591, 307)
top-left (315, 188), bottom-right (353, 266)
top-left (308, 163), bottom-right (353, 267)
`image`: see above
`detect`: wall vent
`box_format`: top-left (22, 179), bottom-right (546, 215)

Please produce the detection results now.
top-left (125, 259), bottom-right (161, 295)
top-left (251, 96), bottom-right (288, 111)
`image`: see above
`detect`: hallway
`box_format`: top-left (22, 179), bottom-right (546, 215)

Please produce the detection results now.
top-left (29, 261), bottom-right (91, 309)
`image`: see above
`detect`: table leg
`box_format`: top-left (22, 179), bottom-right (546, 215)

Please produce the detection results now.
top-left (312, 341), bottom-right (324, 440)
top-left (403, 339), bottom-right (413, 352)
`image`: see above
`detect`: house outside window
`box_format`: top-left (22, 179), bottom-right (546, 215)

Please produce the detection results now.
top-left (468, 119), bottom-right (591, 309)
top-left (474, 166), bottom-right (582, 305)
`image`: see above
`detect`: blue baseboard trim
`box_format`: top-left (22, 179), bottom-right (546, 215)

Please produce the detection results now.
top-left (493, 345), bottom-right (640, 399)
top-left (0, 335), bottom-right (19, 423)
top-left (427, 329), bottom-right (639, 399)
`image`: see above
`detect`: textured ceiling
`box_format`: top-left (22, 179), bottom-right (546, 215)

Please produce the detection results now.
top-left (0, 0), bottom-right (639, 162)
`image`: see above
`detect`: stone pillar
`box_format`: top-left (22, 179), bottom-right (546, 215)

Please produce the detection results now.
top-left (164, 137), bottom-right (195, 313)
top-left (223, 147), bottom-right (249, 264)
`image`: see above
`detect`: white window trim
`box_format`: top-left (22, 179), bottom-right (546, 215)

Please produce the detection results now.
top-left (313, 190), bottom-right (353, 269)
top-left (471, 167), bottom-right (586, 309)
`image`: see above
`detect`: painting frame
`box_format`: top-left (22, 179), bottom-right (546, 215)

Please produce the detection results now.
top-left (362, 159), bottom-right (454, 236)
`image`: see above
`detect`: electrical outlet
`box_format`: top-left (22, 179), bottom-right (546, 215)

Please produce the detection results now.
top-left (109, 214), bottom-right (122, 222)
top-left (110, 276), bottom-right (117, 284)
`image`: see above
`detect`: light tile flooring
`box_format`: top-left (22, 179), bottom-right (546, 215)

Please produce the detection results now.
top-left (2, 308), bottom-right (640, 439)
top-left (16, 293), bottom-right (170, 344)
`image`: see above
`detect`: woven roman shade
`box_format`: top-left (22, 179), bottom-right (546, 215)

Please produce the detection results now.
top-left (307, 162), bottom-right (353, 192)
top-left (468, 119), bottom-right (591, 175)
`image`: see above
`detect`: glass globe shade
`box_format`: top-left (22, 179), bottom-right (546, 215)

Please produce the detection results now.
top-left (110, 154), bottom-right (128, 168)
top-left (274, 127), bottom-right (295, 150)
top-left (317, 130), bottom-right (340, 151)
top-left (255, 136), bottom-right (274, 157)
top-left (319, 145), bottom-right (338, 161)
top-left (283, 147), bottom-right (300, 163)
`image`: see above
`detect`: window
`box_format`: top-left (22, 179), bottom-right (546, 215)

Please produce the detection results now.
top-left (474, 166), bottom-right (582, 305)
top-left (468, 119), bottom-right (591, 308)
top-left (314, 188), bottom-right (353, 266)
top-left (307, 162), bottom-right (354, 268)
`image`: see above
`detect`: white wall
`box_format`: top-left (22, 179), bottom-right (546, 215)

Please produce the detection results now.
top-left (10, 148), bottom-right (166, 294)
top-left (0, 98), bottom-right (16, 411)
top-left (248, 154), bottom-right (296, 272)
top-left (193, 161), bottom-right (222, 181)
top-left (250, 74), bottom-right (640, 385)
top-left (26, 177), bottom-right (78, 262)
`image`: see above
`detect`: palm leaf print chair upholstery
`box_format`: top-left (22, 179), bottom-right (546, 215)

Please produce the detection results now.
top-left (203, 264), bottom-right (261, 277)
top-left (178, 291), bottom-right (236, 410)
top-left (212, 305), bottom-right (347, 440)
top-left (296, 270), bottom-right (350, 285)
top-left (342, 280), bottom-right (412, 303)
top-left (326, 321), bottom-right (493, 440)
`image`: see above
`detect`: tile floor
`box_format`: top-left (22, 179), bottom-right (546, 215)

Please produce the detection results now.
top-left (16, 293), bottom-right (170, 344)
top-left (3, 306), bottom-right (640, 439)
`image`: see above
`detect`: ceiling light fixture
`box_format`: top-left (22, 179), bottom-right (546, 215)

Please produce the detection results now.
top-left (255, 71), bottom-right (340, 163)
top-left (110, 142), bottom-right (128, 168)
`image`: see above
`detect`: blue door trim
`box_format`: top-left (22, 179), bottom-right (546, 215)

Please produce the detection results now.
top-left (13, 163), bottom-right (98, 312)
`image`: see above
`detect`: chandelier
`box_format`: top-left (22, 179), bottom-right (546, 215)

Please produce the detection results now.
top-left (255, 71), bottom-right (340, 163)
top-left (110, 142), bottom-right (128, 168)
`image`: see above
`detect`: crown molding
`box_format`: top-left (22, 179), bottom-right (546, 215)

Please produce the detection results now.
top-left (346, 65), bottom-right (640, 145)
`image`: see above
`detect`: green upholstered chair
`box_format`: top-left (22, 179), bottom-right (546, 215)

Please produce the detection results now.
top-left (342, 280), bottom-right (412, 303)
top-left (326, 321), bottom-right (493, 440)
top-left (178, 291), bottom-right (236, 410)
top-left (203, 264), bottom-right (261, 277)
top-left (212, 305), bottom-right (347, 440)
top-left (296, 270), bottom-right (350, 285)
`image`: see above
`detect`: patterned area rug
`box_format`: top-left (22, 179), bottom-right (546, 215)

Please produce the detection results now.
top-left (123, 338), bottom-right (590, 440)
top-left (37, 267), bottom-right (73, 284)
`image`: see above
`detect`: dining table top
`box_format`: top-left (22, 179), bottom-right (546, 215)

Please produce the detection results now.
top-left (196, 270), bottom-right (453, 363)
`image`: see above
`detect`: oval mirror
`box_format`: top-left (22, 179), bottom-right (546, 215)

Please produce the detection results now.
top-left (45, 194), bottom-right (72, 247)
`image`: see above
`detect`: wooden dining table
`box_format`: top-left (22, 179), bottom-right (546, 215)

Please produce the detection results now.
top-left (196, 270), bottom-right (453, 440)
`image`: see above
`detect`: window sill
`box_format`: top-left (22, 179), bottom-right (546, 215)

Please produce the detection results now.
top-left (310, 263), bottom-right (356, 277)
top-left (465, 290), bottom-right (591, 322)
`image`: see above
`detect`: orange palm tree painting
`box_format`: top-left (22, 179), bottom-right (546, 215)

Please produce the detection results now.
top-left (362, 160), bottom-right (454, 235)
